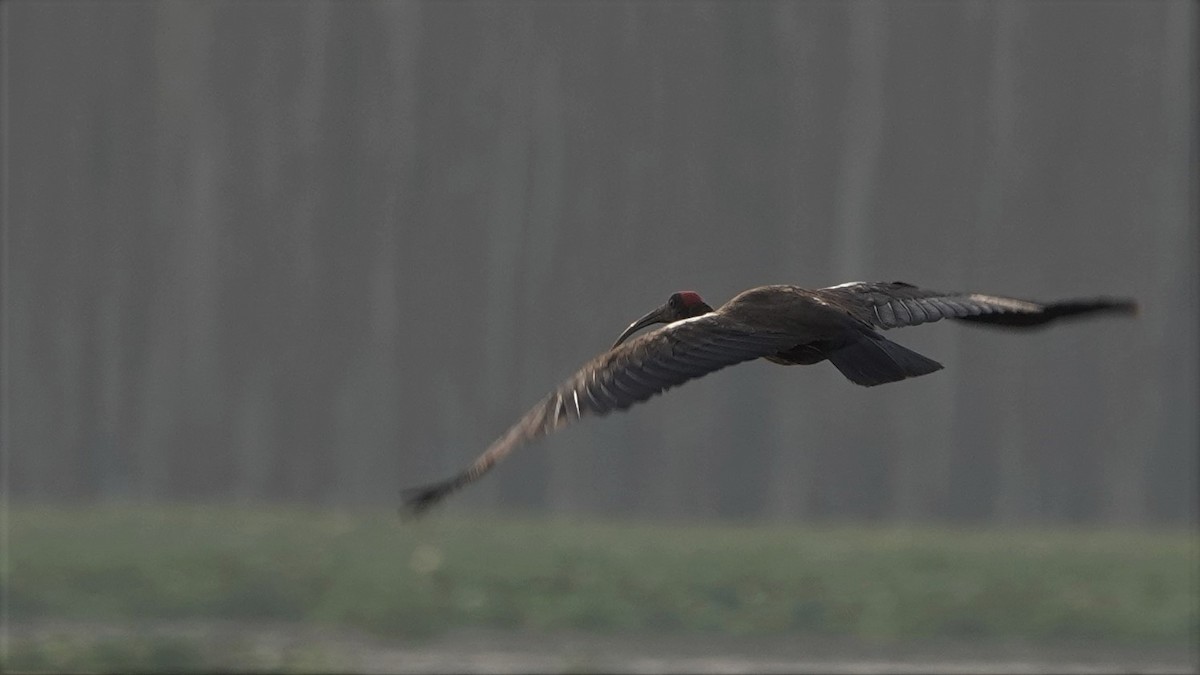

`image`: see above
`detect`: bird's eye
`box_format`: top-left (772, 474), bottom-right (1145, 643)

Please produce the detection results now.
top-left (669, 294), bottom-right (680, 308)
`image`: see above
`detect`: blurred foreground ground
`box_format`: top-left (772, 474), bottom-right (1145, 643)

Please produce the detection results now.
top-left (7, 621), bottom-right (1196, 674)
top-left (5, 507), bottom-right (1196, 672)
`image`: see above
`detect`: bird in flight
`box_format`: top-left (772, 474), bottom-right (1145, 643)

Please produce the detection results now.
top-left (402, 281), bottom-right (1135, 517)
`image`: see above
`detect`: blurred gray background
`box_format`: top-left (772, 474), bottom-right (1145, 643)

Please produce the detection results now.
top-left (6, 0), bottom-right (1198, 525)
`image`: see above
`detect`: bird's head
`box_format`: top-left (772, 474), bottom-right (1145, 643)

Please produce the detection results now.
top-left (611, 291), bottom-right (714, 349)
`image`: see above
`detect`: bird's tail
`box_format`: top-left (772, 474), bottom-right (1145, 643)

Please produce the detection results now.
top-left (826, 332), bottom-right (944, 387)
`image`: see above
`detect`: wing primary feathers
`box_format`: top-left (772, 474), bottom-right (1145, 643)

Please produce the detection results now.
top-left (582, 382), bottom-right (610, 411)
top-left (816, 282), bottom-right (1135, 331)
top-left (941, 299), bottom-right (972, 316)
top-left (955, 297), bottom-right (1136, 329)
top-left (590, 375), bottom-right (621, 410)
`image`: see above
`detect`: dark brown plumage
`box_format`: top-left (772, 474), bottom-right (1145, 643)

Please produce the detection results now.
top-left (401, 281), bottom-right (1136, 517)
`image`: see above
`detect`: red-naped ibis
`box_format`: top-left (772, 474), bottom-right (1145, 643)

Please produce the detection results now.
top-left (402, 281), bottom-right (1136, 516)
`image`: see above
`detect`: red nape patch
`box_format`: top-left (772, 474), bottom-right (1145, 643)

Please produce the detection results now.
top-left (677, 291), bottom-right (705, 307)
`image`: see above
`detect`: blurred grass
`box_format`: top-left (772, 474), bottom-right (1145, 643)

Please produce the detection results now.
top-left (6, 628), bottom-right (345, 674)
top-left (7, 634), bottom-right (207, 673)
top-left (5, 505), bottom-right (1197, 648)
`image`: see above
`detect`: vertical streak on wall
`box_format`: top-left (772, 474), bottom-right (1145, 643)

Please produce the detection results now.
top-left (145, 2), bottom-right (216, 500)
top-left (481, 7), bottom-right (535, 509)
top-left (832, 2), bottom-right (885, 282)
top-left (1095, 6), bottom-right (1181, 526)
top-left (1, 8), bottom-right (12, 661)
top-left (1183, 0), bottom-right (1200, 526)
top-left (279, 3), bottom-right (333, 501)
top-left (1131, 0), bottom-right (1199, 524)
top-left (975, 2), bottom-right (1028, 523)
top-left (331, 3), bottom-right (422, 505)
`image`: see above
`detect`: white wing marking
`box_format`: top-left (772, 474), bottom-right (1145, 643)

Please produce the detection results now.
top-left (966, 294), bottom-right (1041, 313)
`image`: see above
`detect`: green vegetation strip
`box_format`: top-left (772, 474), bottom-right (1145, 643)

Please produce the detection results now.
top-left (6, 506), bottom-right (1196, 645)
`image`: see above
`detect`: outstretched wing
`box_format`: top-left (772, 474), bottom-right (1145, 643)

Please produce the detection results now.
top-left (402, 313), bottom-right (796, 517)
top-left (816, 281), bottom-right (1136, 330)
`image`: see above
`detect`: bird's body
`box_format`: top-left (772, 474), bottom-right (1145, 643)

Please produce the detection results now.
top-left (402, 281), bottom-right (1136, 516)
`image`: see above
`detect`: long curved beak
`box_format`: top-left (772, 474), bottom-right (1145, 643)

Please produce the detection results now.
top-left (611, 304), bottom-right (673, 349)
